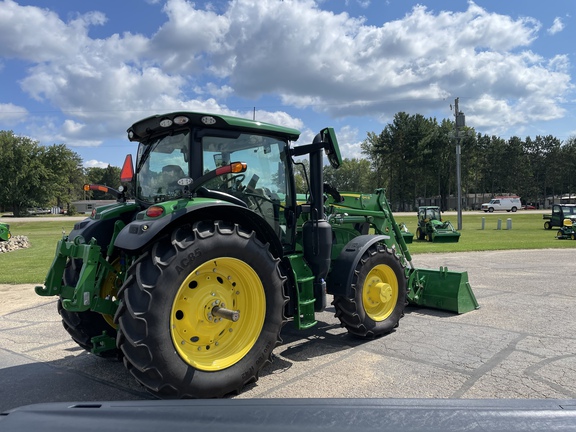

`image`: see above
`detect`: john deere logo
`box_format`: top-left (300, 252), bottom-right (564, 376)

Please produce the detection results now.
top-left (201, 116), bottom-right (216, 125)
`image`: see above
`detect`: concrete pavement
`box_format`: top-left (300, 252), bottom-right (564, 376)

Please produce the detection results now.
top-left (1, 248), bottom-right (575, 411)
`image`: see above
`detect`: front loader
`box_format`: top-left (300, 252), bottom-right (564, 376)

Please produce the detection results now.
top-left (36, 111), bottom-right (478, 398)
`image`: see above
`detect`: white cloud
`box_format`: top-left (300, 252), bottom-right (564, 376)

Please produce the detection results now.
top-left (547, 17), bottom-right (564, 35)
top-left (0, 102), bottom-right (27, 126)
top-left (84, 159), bottom-right (110, 168)
top-left (0, 0), bottom-right (572, 148)
top-left (335, 125), bottom-right (364, 160)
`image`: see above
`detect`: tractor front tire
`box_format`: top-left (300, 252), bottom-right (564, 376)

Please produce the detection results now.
top-left (58, 260), bottom-right (120, 358)
top-left (115, 221), bottom-right (286, 398)
top-left (333, 244), bottom-right (407, 338)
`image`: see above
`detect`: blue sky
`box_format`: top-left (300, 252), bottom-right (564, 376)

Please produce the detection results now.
top-left (1, 0), bottom-right (575, 168)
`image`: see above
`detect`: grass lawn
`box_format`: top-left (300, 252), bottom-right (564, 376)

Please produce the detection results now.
top-left (399, 212), bottom-right (576, 254)
top-left (0, 212), bottom-right (574, 284)
top-left (0, 219), bottom-right (79, 284)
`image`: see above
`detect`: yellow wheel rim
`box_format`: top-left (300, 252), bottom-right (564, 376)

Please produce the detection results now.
top-left (171, 257), bottom-right (265, 371)
top-left (100, 258), bottom-right (122, 329)
top-left (362, 264), bottom-right (399, 322)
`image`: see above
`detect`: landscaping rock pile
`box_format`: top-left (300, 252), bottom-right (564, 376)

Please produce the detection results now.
top-left (0, 236), bottom-right (31, 253)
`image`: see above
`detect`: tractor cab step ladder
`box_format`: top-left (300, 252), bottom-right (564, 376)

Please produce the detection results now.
top-left (287, 255), bottom-right (318, 330)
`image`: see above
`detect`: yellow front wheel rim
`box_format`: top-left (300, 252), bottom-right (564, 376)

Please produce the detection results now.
top-left (362, 264), bottom-right (399, 322)
top-left (171, 257), bottom-right (265, 371)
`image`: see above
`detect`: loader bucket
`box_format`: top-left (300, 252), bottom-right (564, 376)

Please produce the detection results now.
top-left (407, 267), bottom-right (479, 314)
top-left (431, 231), bottom-right (460, 243)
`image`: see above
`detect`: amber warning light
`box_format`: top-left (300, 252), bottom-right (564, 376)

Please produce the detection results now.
top-left (84, 184), bottom-right (109, 193)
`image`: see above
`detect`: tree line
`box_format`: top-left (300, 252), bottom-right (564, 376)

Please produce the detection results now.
top-left (0, 131), bottom-right (120, 216)
top-left (322, 112), bottom-right (576, 211)
top-left (2, 111), bottom-right (575, 215)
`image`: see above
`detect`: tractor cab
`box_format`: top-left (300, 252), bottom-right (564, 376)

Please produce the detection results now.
top-left (418, 206), bottom-right (442, 223)
top-left (123, 112), bottom-right (301, 253)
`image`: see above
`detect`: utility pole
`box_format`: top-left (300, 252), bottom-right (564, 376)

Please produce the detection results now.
top-left (452, 98), bottom-right (466, 231)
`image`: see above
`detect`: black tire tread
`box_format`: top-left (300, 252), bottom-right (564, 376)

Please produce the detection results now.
top-left (115, 220), bottom-right (287, 398)
top-left (58, 261), bottom-right (120, 359)
top-left (332, 244), bottom-right (407, 339)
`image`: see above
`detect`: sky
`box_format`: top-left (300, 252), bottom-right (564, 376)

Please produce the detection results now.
top-left (0, 0), bottom-right (575, 169)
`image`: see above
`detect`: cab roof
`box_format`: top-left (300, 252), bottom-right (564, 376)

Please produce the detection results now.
top-left (127, 111), bottom-right (301, 143)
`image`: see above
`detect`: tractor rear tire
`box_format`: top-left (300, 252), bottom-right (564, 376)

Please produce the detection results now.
top-left (416, 227), bottom-right (425, 241)
top-left (332, 244), bottom-right (407, 338)
top-left (544, 221), bottom-right (552, 230)
top-left (115, 220), bottom-right (286, 398)
top-left (58, 261), bottom-right (120, 358)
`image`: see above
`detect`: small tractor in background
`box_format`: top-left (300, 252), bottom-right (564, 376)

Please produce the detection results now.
top-left (415, 206), bottom-right (461, 243)
top-left (36, 111), bottom-right (477, 398)
top-left (556, 218), bottom-right (576, 240)
top-left (0, 222), bottom-right (11, 241)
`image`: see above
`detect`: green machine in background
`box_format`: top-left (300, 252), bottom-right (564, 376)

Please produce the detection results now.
top-left (416, 206), bottom-right (461, 243)
top-left (0, 222), bottom-right (11, 241)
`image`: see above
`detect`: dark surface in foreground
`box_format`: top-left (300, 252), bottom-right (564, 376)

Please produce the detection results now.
top-left (2, 398), bottom-right (576, 432)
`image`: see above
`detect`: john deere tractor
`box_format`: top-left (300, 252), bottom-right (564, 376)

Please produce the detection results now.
top-left (36, 112), bottom-right (477, 398)
top-left (416, 206), bottom-right (461, 243)
top-left (556, 218), bottom-right (576, 240)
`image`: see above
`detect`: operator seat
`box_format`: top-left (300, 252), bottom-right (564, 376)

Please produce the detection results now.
top-left (162, 165), bottom-right (186, 193)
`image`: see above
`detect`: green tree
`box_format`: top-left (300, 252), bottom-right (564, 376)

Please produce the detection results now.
top-left (42, 144), bottom-right (85, 210)
top-left (323, 158), bottom-right (374, 193)
top-left (0, 131), bottom-right (51, 216)
top-left (293, 158), bottom-right (310, 195)
top-left (85, 165), bottom-right (121, 199)
top-left (362, 112), bottom-right (440, 210)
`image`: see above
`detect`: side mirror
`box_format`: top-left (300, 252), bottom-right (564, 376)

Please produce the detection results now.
top-left (321, 127), bottom-right (342, 169)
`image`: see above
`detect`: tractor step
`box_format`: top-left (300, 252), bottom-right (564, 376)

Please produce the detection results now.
top-left (295, 276), bottom-right (317, 329)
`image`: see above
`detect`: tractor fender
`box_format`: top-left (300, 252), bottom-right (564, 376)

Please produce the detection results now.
top-left (326, 234), bottom-right (390, 297)
top-left (67, 203), bottom-right (139, 251)
top-left (114, 201), bottom-right (284, 258)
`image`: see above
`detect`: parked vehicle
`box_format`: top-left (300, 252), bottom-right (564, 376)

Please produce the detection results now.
top-left (415, 206), bottom-right (460, 243)
top-left (0, 222), bottom-right (10, 241)
top-left (543, 204), bottom-right (576, 230)
top-left (35, 111), bottom-right (478, 398)
top-left (555, 218), bottom-right (576, 240)
top-left (481, 196), bottom-right (521, 212)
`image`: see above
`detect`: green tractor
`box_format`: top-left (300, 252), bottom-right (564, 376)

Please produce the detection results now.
top-left (36, 112), bottom-right (478, 398)
top-left (556, 218), bottom-right (576, 240)
top-left (416, 206), bottom-right (461, 243)
top-left (0, 222), bottom-right (11, 241)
